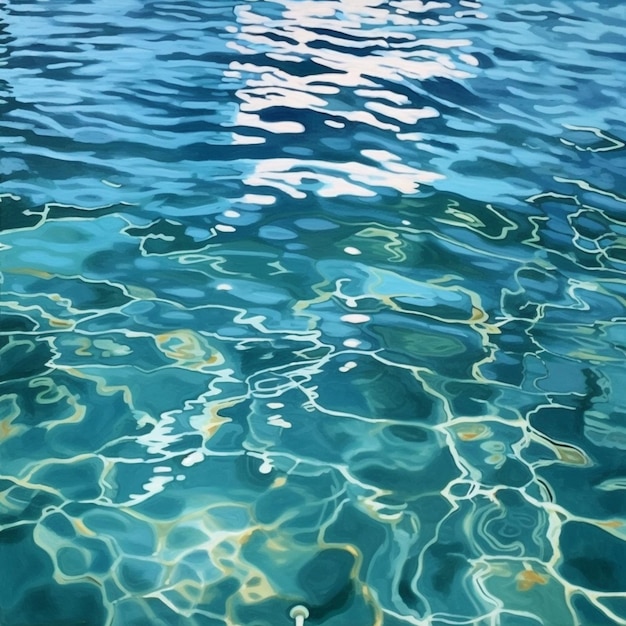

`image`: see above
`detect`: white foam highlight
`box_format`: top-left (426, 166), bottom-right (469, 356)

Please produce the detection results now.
top-left (341, 313), bottom-right (371, 324)
top-left (239, 193), bottom-right (277, 206)
top-left (268, 415), bottom-right (292, 428)
top-left (339, 361), bottom-right (358, 373)
top-left (235, 112), bottom-right (305, 134)
top-left (243, 157), bottom-right (442, 198)
top-left (181, 450), bottom-right (205, 467)
top-left (232, 133), bottom-right (265, 145)
top-left (365, 101), bottom-right (440, 124)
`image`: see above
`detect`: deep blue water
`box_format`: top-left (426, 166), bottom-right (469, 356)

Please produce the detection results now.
top-left (1, 1), bottom-right (626, 625)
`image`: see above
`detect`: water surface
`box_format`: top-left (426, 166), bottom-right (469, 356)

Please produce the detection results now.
top-left (1, 1), bottom-right (626, 625)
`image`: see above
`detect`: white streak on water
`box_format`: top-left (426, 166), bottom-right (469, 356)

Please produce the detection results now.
top-left (231, 132), bottom-right (265, 145)
top-left (244, 157), bottom-right (442, 198)
top-left (238, 193), bottom-right (277, 206)
top-left (339, 361), bottom-right (358, 373)
top-left (341, 314), bottom-right (371, 324)
top-left (181, 450), bottom-right (205, 467)
top-left (365, 101), bottom-right (440, 124)
top-left (234, 112), bottom-right (306, 134)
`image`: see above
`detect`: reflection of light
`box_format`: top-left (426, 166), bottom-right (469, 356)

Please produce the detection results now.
top-left (231, 132), bottom-right (264, 145)
top-left (248, 451), bottom-right (274, 474)
top-left (128, 475), bottom-right (175, 505)
top-left (233, 111), bottom-right (305, 134)
top-left (339, 361), bottom-right (357, 373)
top-left (181, 450), bottom-right (205, 467)
top-left (224, 0), bottom-right (480, 197)
top-left (364, 100), bottom-right (439, 124)
top-left (244, 157), bottom-right (443, 198)
top-left (137, 412), bottom-right (180, 455)
top-left (341, 313), bottom-right (370, 323)
top-left (268, 414), bottom-right (292, 428)
top-left (237, 193), bottom-right (277, 206)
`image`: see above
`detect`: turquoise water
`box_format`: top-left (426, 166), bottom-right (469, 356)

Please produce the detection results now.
top-left (1, 1), bottom-right (626, 624)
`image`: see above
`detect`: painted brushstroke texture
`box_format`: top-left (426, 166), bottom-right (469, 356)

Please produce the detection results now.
top-left (1, 1), bottom-right (625, 625)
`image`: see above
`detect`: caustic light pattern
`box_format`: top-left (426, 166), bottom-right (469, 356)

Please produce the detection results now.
top-left (1, 1), bottom-right (626, 625)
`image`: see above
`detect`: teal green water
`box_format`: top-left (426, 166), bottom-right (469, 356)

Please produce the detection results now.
top-left (1, 1), bottom-right (626, 625)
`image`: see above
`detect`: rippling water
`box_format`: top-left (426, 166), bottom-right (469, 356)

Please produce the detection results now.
top-left (1, 1), bottom-right (626, 625)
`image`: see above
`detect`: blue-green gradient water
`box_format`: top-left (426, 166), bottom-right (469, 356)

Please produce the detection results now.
top-left (1, 1), bottom-right (626, 624)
